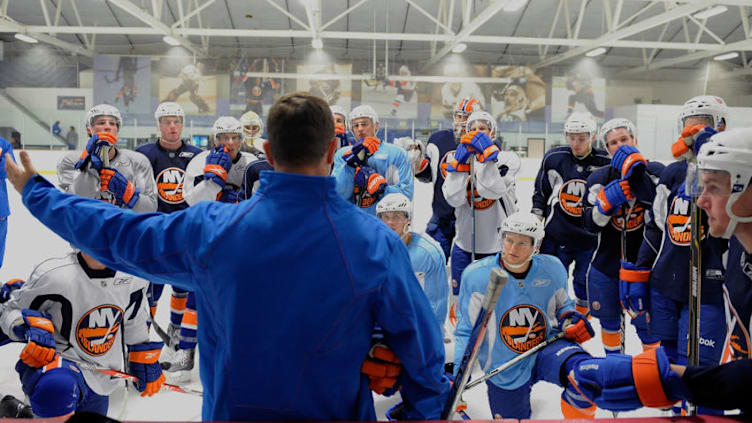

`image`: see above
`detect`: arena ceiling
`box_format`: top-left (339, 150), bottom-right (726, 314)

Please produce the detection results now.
top-left (0, 0), bottom-right (751, 76)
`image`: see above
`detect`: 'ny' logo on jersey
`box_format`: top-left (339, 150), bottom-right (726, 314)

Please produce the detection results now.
top-left (499, 305), bottom-right (547, 354)
top-left (559, 179), bottom-right (586, 217)
top-left (667, 196), bottom-right (705, 245)
top-left (156, 167), bottom-right (187, 204)
top-left (76, 304), bottom-right (123, 357)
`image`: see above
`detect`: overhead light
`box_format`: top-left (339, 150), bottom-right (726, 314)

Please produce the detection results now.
top-left (693, 6), bottom-right (727, 20)
top-left (714, 51), bottom-right (739, 61)
top-left (163, 35), bottom-right (181, 46)
top-left (311, 38), bottom-right (323, 49)
top-left (452, 43), bottom-right (467, 54)
top-left (503, 0), bottom-right (528, 12)
top-left (586, 47), bottom-right (607, 57)
top-left (14, 33), bottom-right (38, 44)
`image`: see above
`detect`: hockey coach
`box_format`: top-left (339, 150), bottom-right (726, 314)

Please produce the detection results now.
top-left (5, 92), bottom-right (450, 421)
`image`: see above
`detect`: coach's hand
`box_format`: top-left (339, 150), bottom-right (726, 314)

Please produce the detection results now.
top-left (5, 151), bottom-right (37, 194)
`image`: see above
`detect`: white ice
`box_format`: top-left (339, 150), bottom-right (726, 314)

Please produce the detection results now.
top-left (0, 151), bottom-right (662, 420)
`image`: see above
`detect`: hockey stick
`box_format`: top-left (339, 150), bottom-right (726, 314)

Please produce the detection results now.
top-left (686, 167), bottom-right (703, 416)
top-left (72, 360), bottom-right (203, 397)
top-left (147, 310), bottom-right (176, 349)
top-left (470, 155), bottom-right (476, 262)
top-left (441, 268), bottom-right (507, 420)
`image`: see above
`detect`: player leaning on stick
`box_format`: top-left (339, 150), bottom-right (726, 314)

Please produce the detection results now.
top-left (532, 112), bottom-right (609, 315)
top-left (454, 212), bottom-right (596, 419)
top-left (582, 119), bottom-right (662, 354)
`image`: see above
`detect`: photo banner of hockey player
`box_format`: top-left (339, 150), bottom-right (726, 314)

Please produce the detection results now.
top-left (488, 66), bottom-right (546, 123)
top-left (429, 62), bottom-right (488, 121)
top-left (551, 73), bottom-right (606, 123)
top-left (230, 57), bottom-right (285, 118)
top-left (158, 58), bottom-right (217, 115)
top-left (295, 63), bottom-right (352, 111)
top-left (93, 56), bottom-right (152, 114)
top-left (360, 63), bottom-right (419, 119)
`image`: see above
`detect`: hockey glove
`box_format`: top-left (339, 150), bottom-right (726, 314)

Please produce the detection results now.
top-left (568, 347), bottom-right (688, 412)
top-left (558, 310), bottom-right (594, 344)
top-left (100, 168), bottom-right (140, 209)
top-left (0, 279), bottom-right (24, 304)
top-left (344, 137), bottom-right (381, 168)
top-left (74, 132), bottom-right (118, 172)
top-left (354, 166), bottom-right (386, 199)
top-left (335, 124), bottom-right (356, 148)
top-left (445, 144), bottom-right (472, 173)
top-left (217, 187), bottom-right (240, 204)
top-left (611, 145), bottom-right (647, 180)
top-left (619, 261), bottom-right (650, 318)
top-left (672, 124), bottom-right (716, 161)
top-left (15, 310), bottom-right (56, 368)
top-left (203, 146), bottom-right (232, 189)
top-left (461, 131), bottom-right (499, 163)
top-left (128, 341), bottom-right (166, 397)
top-left (361, 343), bottom-right (402, 395)
top-left (596, 179), bottom-right (633, 216)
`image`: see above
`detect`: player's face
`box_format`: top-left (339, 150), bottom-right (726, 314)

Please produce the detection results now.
top-left (604, 128), bottom-right (635, 156)
top-left (697, 170), bottom-right (732, 237)
top-left (215, 133), bottom-right (242, 160)
top-left (243, 125), bottom-right (261, 139)
top-left (333, 114), bottom-right (347, 129)
top-left (453, 112), bottom-right (469, 135)
top-left (159, 116), bottom-right (183, 143)
top-left (567, 133), bottom-right (591, 156)
top-left (379, 211), bottom-right (409, 234)
top-left (351, 117), bottom-right (376, 139)
top-left (502, 232), bottom-right (535, 267)
top-left (90, 116), bottom-right (119, 137)
top-left (683, 115), bottom-right (714, 131)
top-left (469, 121), bottom-right (492, 137)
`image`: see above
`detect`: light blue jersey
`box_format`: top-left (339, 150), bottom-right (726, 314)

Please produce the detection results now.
top-left (407, 232), bottom-right (448, 330)
top-left (453, 253), bottom-right (574, 390)
top-left (332, 142), bottom-right (414, 215)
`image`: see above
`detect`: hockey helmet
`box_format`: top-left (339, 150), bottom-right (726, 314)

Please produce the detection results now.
top-left (349, 104), bottom-right (379, 127)
top-left (564, 112), bottom-right (597, 135)
top-left (86, 104), bottom-right (122, 129)
top-left (239, 111), bottom-right (264, 142)
top-left (679, 95), bottom-right (727, 132)
top-left (154, 102), bottom-right (185, 122)
top-left (212, 116), bottom-right (243, 139)
top-left (598, 118), bottom-right (637, 148)
top-left (466, 110), bottom-right (498, 137)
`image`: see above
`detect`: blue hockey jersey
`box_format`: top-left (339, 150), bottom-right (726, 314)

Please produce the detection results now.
top-left (135, 140), bottom-right (203, 213)
top-left (240, 154), bottom-right (274, 200)
top-left (723, 237), bottom-right (752, 361)
top-left (1, 137), bottom-right (15, 217)
top-left (407, 232), bottom-right (449, 329)
top-left (454, 254), bottom-right (574, 390)
top-left (19, 172), bottom-right (449, 421)
top-left (532, 146), bottom-right (610, 248)
top-left (416, 129), bottom-right (457, 222)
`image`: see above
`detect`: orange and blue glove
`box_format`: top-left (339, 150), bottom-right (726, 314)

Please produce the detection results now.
top-left (354, 166), bottom-right (386, 199)
top-left (361, 343), bottom-right (402, 395)
top-left (460, 130), bottom-right (499, 163)
top-left (672, 124), bottom-right (716, 161)
top-left (596, 179), bottom-right (633, 216)
top-left (74, 132), bottom-right (118, 172)
top-left (128, 341), bottom-right (166, 397)
top-left (218, 187), bottom-right (240, 204)
top-left (344, 137), bottom-right (380, 168)
top-left (619, 261), bottom-right (650, 318)
top-left (445, 144), bottom-right (472, 173)
top-left (0, 279), bottom-right (24, 304)
top-left (100, 168), bottom-right (139, 208)
top-left (203, 146), bottom-right (232, 188)
top-left (14, 309), bottom-right (56, 368)
top-left (611, 145), bottom-right (647, 180)
top-left (559, 310), bottom-right (594, 344)
top-left (335, 124), bottom-right (356, 148)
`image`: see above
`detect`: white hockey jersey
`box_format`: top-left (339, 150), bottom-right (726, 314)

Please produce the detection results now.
top-left (442, 152), bottom-right (520, 254)
top-left (0, 253), bottom-right (151, 396)
top-left (183, 150), bottom-right (261, 205)
top-left (57, 149), bottom-right (158, 213)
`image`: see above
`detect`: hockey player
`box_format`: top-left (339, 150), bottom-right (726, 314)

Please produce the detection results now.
top-left (135, 102), bottom-right (203, 370)
top-left (583, 118), bottom-right (662, 354)
top-left (388, 65), bottom-right (416, 117)
top-left (165, 63), bottom-right (209, 113)
top-left (532, 112), bottom-right (610, 315)
top-left (5, 92), bottom-right (451, 421)
top-left (239, 110), bottom-right (265, 154)
top-left (0, 137), bottom-right (15, 269)
top-left (442, 110), bottom-right (520, 325)
top-left (57, 104), bottom-right (157, 213)
top-left (455, 212), bottom-right (596, 419)
top-left (331, 104), bottom-right (413, 214)
top-left (331, 105), bottom-right (355, 148)
top-left (376, 193), bottom-right (448, 329)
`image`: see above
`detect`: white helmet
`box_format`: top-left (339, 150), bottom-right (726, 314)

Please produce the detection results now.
top-left (564, 112), bottom-right (597, 135)
top-left (599, 118), bottom-right (637, 148)
top-left (330, 105), bottom-right (348, 126)
top-left (239, 111), bottom-right (264, 142)
top-left (349, 104), bottom-right (379, 127)
top-left (212, 116), bottom-right (243, 138)
top-left (696, 128), bottom-right (752, 238)
top-left (376, 193), bottom-right (412, 221)
top-left (86, 104), bottom-right (122, 129)
top-left (154, 102), bottom-right (185, 122)
top-left (678, 95), bottom-right (728, 132)
top-left (466, 110), bottom-right (498, 137)
top-left (399, 65), bottom-right (410, 76)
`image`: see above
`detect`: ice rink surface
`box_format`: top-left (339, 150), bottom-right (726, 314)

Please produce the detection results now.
top-left (0, 151), bottom-right (663, 420)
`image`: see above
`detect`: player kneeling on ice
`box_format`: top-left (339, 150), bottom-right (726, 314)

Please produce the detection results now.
top-left (0, 264), bottom-right (164, 418)
top-left (454, 212), bottom-right (597, 419)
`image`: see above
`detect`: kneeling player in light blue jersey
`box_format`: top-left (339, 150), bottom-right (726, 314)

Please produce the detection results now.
top-left (377, 193), bottom-right (448, 330)
top-left (454, 212), bottom-right (597, 419)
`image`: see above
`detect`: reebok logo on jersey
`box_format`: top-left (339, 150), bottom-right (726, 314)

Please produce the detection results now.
top-left (610, 203), bottom-right (645, 232)
top-left (156, 167), bottom-right (187, 204)
top-left (532, 278), bottom-right (550, 287)
top-left (178, 152), bottom-right (195, 158)
top-left (76, 304), bottom-right (123, 356)
top-left (499, 304), bottom-right (547, 354)
top-left (667, 196), bottom-right (705, 245)
top-left (558, 179), bottom-right (587, 217)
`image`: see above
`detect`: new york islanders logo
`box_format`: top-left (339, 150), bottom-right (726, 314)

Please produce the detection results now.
top-left (156, 167), bottom-right (187, 204)
top-left (499, 305), bottom-right (547, 354)
top-left (558, 179), bottom-right (587, 217)
top-left (667, 196), bottom-right (705, 245)
top-left (76, 305), bottom-right (123, 356)
top-left (465, 179), bottom-right (494, 210)
top-left (610, 203), bottom-right (645, 232)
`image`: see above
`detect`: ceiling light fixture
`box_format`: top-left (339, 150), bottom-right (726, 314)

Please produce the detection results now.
top-left (585, 47), bottom-right (607, 57)
top-left (163, 35), bottom-right (181, 46)
top-left (714, 52), bottom-right (739, 61)
top-left (311, 38), bottom-right (323, 49)
top-left (14, 33), bottom-right (38, 44)
top-left (452, 43), bottom-right (467, 54)
top-left (693, 6), bottom-right (727, 20)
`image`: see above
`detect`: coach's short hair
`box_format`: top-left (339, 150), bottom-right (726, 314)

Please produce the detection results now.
top-left (267, 92), bottom-right (334, 167)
